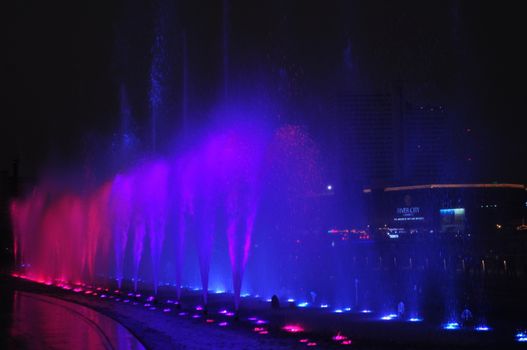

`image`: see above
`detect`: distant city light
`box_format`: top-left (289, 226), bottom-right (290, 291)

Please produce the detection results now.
top-left (327, 184), bottom-right (333, 191)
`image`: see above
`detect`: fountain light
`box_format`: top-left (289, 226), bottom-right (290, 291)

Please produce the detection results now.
top-left (282, 324), bottom-right (304, 333)
top-left (332, 332), bottom-right (347, 341)
top-left (475, 325), bottom-right (490, 331)
top-left (320, 304), bottom-right (329, 308)
top-left (516, 331), bottom-right (527, 342)
top-left (443, 322), bottom-right (460, 330)
top-left (297, 302), bottom-right (309, 308)
top-left (218, 322), bottom-right (228, 327)
top-left (381, 313), bottom-right (398, 320)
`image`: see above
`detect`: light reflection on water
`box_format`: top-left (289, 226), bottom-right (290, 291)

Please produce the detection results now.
top-left (7, 291), bottom-right (144, 350)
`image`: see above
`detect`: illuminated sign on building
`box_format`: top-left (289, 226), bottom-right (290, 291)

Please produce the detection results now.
top-left (394, 207), bottom-right (424, 221)
top-left (440, 208), bottom-right (465, 233)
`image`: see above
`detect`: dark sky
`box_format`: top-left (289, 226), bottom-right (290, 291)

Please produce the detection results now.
top-left (3, 0), bottom-right (526, 182)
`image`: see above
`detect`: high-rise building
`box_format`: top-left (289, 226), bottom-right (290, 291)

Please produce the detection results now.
top-left (401, 103), bottom-right (448, 183)
top-left (336, 90), bottom-right (398, 188)
top-left (334, 85), bottom-right (450, 188)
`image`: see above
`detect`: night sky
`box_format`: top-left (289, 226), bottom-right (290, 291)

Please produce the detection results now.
top-left (3, 0), bottom-right (526, 183)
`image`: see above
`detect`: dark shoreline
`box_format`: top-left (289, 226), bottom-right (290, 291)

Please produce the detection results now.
top-left (2, 274), bottom-right (525, 349)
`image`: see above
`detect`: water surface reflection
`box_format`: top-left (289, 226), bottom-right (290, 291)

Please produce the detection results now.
top-left (6, 291), bottom-right (144, 350)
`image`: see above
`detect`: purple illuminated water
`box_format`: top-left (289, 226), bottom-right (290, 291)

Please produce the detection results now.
top-left (11, 121), bottom-right (323, 311)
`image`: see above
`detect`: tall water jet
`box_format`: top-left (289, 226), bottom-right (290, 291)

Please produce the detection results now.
top-left (198, 202), bottom-right (215, 308)
top-left (119, 84), bottom-right (132, 139)
top-left (149, 7), bottom-right (166, 152)
top-left (173, 156), bottom-right (195, 301)
top-left (227, 187), bottom-right (259, 311)
top-left (110, 174), bottom-right (133, 288)
top-left (214, 126), bottom-right (267, 311)
top-left (131, 211), bottom-right (146, 292)
top-left (181, 31), bottom-right (189, 140)
top-left (222, 0), bottom-right (230, 101)
top-left (145, 161), bottom-right (169, 294)
top-left (84, 181), bottom-right (112, 280)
